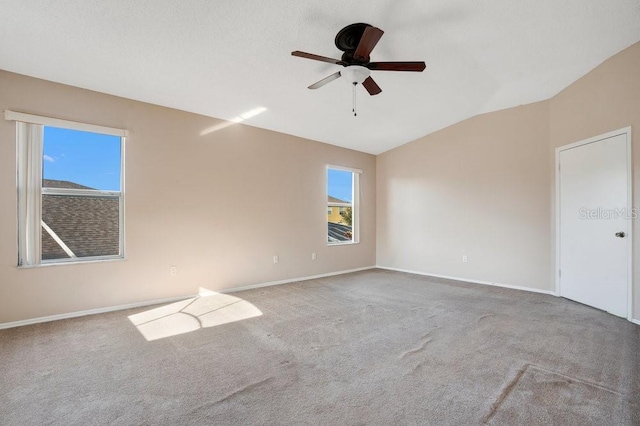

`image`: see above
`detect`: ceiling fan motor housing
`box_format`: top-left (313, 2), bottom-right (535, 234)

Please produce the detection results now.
top-left (335, 22), bottom-right (372, 64)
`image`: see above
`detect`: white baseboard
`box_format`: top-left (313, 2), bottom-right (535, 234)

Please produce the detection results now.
top-left (0, 266), bottom-right (376, 330)
top-left (376, 265), bottom-right (557, 296)
top-left (221, 266), bottom-right (376, 293)
top-left (0, 294), bottom-right (197, 330)
top-left (632, 319), bottom-right (640, 326)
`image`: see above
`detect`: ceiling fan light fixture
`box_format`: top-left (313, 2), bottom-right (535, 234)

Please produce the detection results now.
top-left (342, 65), bottom-right (370, 85)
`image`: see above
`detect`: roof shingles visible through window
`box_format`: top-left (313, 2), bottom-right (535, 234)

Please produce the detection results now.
top-left (41, 180), bottom-right (119, 260)
top-left (42, 179), bottom-right (93, 190)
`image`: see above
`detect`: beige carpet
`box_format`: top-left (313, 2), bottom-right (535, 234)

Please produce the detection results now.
top-left (1, 269), bottom-right (639, 425)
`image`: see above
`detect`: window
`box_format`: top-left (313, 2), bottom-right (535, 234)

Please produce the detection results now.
top-left (7, 111), bottom-right (126, 266)
top-left (327, 165), bottom-right (361, 245)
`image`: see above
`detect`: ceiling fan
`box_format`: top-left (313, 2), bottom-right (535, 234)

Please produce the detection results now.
top-left (292, 23), bottom-right (426, 96)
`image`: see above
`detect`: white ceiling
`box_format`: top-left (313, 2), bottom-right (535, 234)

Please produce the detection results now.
top-left (1, 1), bottom-right (639, 154)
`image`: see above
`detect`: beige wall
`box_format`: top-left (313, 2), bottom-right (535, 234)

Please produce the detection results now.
top-left (0, 70), bottom-right (376, 324)
top-left (549, 42), bottom-right (640, 319)
top-left (377, 101), bottom-right (552, 291)
top-left (378, 41), bottom-right (640, 320)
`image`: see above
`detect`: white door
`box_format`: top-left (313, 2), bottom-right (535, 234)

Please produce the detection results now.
top-left (558, 131), bottom-right (630, 318)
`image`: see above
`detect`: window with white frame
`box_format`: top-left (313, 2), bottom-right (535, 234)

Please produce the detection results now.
top-left (327, 165), bottom-right (360, 245)
top-left (6, 111), bottom-right (126, 266)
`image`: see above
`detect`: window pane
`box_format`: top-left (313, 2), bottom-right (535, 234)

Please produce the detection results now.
top-left (327, 169), bottom-right (353, 244)
top-left (43, 126), bottom-right (121, 191)
top-left (41, 194), bottom-right (120, 260)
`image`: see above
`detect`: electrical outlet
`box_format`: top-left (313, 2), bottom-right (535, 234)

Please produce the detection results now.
top-left (311, 252), bottom-right (317, 260)
top-left (273, 255), bottom-right (279, 264)
top-left (462, 255), bottom-right (468, 263)
top-left (170, 266), bottom-right (178, 276)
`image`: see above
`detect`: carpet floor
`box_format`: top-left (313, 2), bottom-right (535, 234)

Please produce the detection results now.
top-left (1, 269), bottom-right (639, 425)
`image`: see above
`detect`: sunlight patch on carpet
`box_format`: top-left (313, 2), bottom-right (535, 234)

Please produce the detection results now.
top-left (128, 289), bottom-right (262, 341)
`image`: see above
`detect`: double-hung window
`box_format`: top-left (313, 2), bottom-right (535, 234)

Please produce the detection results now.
top-left (6, 111), bottom-right (126, 266)
top-left (327, 165), bottom-right (361, 245)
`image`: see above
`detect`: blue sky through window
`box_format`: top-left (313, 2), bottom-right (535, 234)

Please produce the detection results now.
top-left (43, 126), bottom-right (121, 191)
top-left (328, 169), bottom-right (352, 203)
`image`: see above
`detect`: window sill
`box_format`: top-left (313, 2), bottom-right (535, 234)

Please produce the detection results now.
top-left (328, 241), bottom-right (360, 247)
top-left (18, 256), bottom-right (125, 269)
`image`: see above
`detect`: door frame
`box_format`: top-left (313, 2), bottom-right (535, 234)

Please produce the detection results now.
top-left (555, 126), bottom-right (633, 321)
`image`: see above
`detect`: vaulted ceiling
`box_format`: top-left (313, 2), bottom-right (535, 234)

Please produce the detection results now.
top-left (1, 0), bottom-right (639, 154)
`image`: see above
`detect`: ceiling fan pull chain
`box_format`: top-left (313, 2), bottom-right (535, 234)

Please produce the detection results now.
top-left (353, 82), bottom-right (357, 116)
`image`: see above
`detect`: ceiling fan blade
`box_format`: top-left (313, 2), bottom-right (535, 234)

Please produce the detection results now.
top-left (308, 71), bottom-right (342, 89)
top-left (292, 51), bottom-right (343, 65)
top-left (362, 76), bottom-right (382, 96)
top-left (367, 61), bottom-right (426, 72)
top-left (353, 26), bottom-right (384, 61)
